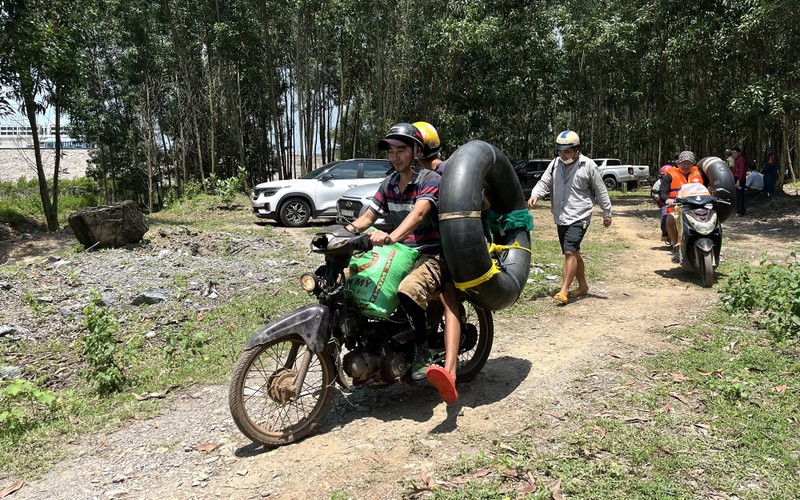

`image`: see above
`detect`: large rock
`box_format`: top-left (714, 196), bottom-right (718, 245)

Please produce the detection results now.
top-left (68, 200), bottom-right (149, 249)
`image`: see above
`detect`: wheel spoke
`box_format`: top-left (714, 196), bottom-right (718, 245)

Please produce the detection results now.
top-left (235, 338), bottom-right (331, 440)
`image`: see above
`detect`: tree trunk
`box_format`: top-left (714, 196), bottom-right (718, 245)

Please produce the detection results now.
top-left (207, 56), bottom-right (216, 177)
top-left (144, 81), bottom-right (155, 214)
top-left (23, 89), bottom-right (57, 231)
top-left (51, 98), bottom-right (62, 229)
top-left (236, 67), bottom-right (246, 188)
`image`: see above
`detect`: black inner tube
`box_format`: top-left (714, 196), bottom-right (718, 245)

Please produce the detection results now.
top-left (439, 141), bottom-right (532, 311)
top-left (697, 156), bottom-right (736, 223)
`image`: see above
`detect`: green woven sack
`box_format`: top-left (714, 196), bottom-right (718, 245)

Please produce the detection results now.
top-left (346, 240), bottom-right (419, 319)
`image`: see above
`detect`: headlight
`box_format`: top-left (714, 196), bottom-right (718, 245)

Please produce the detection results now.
top-left (687, 213), bottom-right (718, 235)
top-left (262, 188), bottom-right (280, 197)
top-left (300, 273), bottom-right (318, 292)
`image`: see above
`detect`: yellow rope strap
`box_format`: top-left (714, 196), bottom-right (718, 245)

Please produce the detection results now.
top-left (455, 263), bottom-right (501, 291)
top-left (439, 211), bottom-right (482, 221)
top-left (454, 242), bottom-right (532, 291)
top-left (487, 241), bottom-right (533, 255)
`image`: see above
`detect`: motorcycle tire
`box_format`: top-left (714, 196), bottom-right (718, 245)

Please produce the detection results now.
top-left (701, 251), bottom-right (714, 288)
top-left (455, 303), bottom-right (494, 382)
top-left (228, 335), bottom-right (335, 446)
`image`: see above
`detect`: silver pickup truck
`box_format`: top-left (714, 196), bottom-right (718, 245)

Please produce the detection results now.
top-left (593, 158), bottom-right (650, 191)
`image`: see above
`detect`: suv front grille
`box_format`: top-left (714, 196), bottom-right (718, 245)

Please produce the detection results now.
top-left (337, 199), bottom-right (363, 219)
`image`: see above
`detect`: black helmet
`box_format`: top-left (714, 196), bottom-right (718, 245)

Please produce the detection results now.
top-left (377, 122), bottom-right (424, 152)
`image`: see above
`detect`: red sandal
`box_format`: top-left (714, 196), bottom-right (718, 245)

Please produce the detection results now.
top-left (426, 365), bottom-right (458, 403)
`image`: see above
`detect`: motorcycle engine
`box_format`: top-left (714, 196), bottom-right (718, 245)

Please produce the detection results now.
top-left (343, 345), bottom-right (409, 384)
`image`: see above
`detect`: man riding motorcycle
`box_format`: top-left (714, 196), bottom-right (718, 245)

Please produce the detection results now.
top-left (659, 150), bottom-right (709, 263)
top-left (345, 122), bottom-right (459, 403)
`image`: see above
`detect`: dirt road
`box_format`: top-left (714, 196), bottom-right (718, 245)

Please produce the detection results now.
top-left (11, 194), bottom-right (800, 499)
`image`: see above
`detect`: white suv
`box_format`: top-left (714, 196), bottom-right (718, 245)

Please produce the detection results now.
top-left (251, 159), bottom-right (392, 227)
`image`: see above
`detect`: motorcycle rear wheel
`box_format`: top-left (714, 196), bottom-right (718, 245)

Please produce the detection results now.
top-left (700, 250), bottom-right (714, 288)
top-left (228, 335), bottom-right (335, 446)
top-left (454, 303), bottom-right (494, 382)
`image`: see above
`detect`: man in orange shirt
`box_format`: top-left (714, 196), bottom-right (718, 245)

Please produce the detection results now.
top-left (659, 150), bottom-right (707, 262)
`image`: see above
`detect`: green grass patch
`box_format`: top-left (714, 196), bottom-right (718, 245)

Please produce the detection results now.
top-left (608, 189), bottom-right (651, 198)
top-left (150, 193), bottom-right (254, 233)
top-left (0, 177), bottom-right (102, 229)
top-left (0, 286), bottom-right (309, 477)
top-left (420, 309), bottom-right (800, 499)
top-left (505, 218), bottom-right (624, 319)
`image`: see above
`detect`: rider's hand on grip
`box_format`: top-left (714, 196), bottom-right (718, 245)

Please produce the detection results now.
top-left (351, 234), bottom-right (372, 251)
top-left (369, 230), bottom-right (391, 247)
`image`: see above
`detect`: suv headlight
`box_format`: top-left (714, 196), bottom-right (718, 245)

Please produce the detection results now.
top-left (254, 187), bottom-right (280, 198)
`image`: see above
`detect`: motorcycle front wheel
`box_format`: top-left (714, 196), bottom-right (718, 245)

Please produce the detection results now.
top-left (454, 302), bottom-right (494, 382)
top-left (228, 335), bottom-right (335, 446)
top-left (700, 250), bottom-right (714, 288)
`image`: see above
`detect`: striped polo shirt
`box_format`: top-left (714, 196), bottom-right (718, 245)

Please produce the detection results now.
top-left (369, 167), bottom-right (441, 254)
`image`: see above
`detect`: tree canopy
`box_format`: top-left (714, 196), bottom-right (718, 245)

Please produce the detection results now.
top-left (2, 0), bottom-right (796, 213)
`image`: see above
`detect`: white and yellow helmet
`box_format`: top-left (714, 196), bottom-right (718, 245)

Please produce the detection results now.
top-left (556, 130), bottom-right (580, 151)
top-left (412, 121), bottom-right (443, 160)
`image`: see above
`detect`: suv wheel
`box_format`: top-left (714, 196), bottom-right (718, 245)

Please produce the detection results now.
top-left (603, 176), bottom-right (617, 191)
top-left (279, 198), bottom-right (312, 227)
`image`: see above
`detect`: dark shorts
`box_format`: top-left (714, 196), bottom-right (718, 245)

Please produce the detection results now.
top-left (557, 221), bottom-right (589, 253)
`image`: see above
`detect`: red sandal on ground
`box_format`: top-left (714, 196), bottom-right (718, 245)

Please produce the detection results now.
top-left (426, 365), bottom-right (458, 403)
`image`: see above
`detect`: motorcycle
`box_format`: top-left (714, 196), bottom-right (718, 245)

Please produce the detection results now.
top-left (228, 224), bottom-right (493, 446)
top-left (674, 192), bottom-right (727, 287)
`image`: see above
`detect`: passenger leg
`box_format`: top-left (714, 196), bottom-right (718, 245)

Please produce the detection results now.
top-left (439, 283), bottom-right (459, 381)
top-left (667, 214), bottom-right (680, 263)
top-left (425, 282), bottom-right (460, 403)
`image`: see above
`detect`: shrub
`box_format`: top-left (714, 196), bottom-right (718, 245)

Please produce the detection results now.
top-left (719, 251), bottom-right (800, 340)
top-left (0, 177), bottom-right (103, 228)
top-left (217, 167), bottom-right (246, 204)
top-left (78, 291), bottom-right (127, 393)
top-left (0, 379), bottom-right (58, 438)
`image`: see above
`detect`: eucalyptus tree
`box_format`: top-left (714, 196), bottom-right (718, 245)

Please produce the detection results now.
top-left (402, 0), bottom-right (561, 158)
top-left (0, 0), bottom-right (93, 230)
top-left (725, 0), bottom-right (800, 184)
top-left (554, 0), bottom-right (799, 174)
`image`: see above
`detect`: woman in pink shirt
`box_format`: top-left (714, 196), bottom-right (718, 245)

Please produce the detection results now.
top-left (731, 147), bottom-right (747, 216)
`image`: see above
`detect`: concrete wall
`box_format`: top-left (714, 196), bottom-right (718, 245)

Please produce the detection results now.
top-left (0, 149), bottom-right (90, 182)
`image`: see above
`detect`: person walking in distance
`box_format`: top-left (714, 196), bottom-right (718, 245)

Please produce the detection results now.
top-left (762, 145), bottom-right (779, 198)
top-left (731, 147), bottom-right (747, 216)
top-left (527, 130), bottom-right (612, 305)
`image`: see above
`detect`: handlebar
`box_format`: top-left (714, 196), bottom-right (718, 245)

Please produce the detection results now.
top-left (343, 224), bottom-right (392, 245)
top-left (347, 234), bottom-right (392, 251)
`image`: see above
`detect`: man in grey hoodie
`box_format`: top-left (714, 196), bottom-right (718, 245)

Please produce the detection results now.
top-left (527, 130), bottom-right (612, 305)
